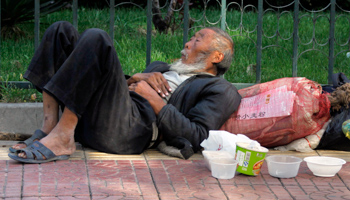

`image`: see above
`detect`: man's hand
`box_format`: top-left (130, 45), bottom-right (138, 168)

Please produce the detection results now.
top-left (127, 72), bottom-right (171, 98)
top-left (128, 80), bottom-right (166, 115)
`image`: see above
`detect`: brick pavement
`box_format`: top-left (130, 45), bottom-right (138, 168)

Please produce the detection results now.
top-left (0, 141), bottom-right (349, 199)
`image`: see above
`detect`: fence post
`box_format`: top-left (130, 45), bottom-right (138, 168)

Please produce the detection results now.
top-left (328, 0), bottom-right (336, 84)
top-left (183, 0), bottom-right (189, 48)
top-left (73, 0), bottom-right (78, 29)
top-left (34, 0), bottom-right (40, 51)
top-left (256, 0), bottom-right (263, 83)
top-left (292, 0), bottom-right (299, 77)
top-left (109, 0), bottom-right (115, 40)
top-left (221, 0), bottom-right (226, 30)
top-left (146, 0), bottom-right (152, 66)
top-left (0, 0), bottom-right (1, 68)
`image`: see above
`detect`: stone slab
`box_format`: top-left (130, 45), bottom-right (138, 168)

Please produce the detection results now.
top-left (0, 103), bottom-right (43, 135)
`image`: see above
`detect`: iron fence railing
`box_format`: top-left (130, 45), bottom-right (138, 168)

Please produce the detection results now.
top-left (1, 0), bottom-right (350, 88)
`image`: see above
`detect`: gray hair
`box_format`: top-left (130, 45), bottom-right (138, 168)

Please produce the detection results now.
top-left (205, 27), bottom-right (234, 76)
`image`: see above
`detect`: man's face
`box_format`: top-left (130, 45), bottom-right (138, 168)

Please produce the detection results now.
top-left (181, 28), bottom-right (215, 65)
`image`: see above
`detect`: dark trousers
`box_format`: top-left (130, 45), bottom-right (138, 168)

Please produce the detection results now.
top-left (24, 21), bottom-right (156, 154)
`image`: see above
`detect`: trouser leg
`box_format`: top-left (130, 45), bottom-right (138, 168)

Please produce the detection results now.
top-left (24, 21), bottom-right (79, 92)
top-left (24, 21), bottom-right (155, 154)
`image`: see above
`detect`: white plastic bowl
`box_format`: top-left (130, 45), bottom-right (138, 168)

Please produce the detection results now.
top-left (304, 156), bottom-right (346, 177)
top-left (202, 150), bottom-right (235, 170)
top-left (210, 158), bottom-right (239, 179)
top-left (266, 155), bottom-right (302, 178)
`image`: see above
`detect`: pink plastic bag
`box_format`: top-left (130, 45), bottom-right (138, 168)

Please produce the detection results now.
top-left (220, 77), bottom-right (331, 147)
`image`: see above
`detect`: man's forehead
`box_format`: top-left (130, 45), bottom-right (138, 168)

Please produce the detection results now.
top-left (195, 31), bottom-right (205, 37)
top-left (194, 28), bottom-right (213, 38)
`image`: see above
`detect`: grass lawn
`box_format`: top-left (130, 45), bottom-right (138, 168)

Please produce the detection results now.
top-left (1, 6), bottom-right (350, 102)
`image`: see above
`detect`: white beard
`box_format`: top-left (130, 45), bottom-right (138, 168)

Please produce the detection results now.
top-left (169, 59), bottom-right (206, 75)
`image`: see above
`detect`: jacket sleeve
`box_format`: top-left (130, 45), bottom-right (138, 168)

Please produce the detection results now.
top-left (156, 81), bottom-right (242, 152)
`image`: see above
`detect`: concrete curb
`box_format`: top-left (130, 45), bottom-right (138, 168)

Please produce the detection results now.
top-left (0, 103), bottom-right (43, 135)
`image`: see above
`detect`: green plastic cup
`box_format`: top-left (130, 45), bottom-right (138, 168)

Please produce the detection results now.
top-left (235, 142), bottom-right (269, 176)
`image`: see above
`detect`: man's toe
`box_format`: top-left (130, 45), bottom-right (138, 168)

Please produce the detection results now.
top-left (18, 152), bottom-right (27, 159)
top-left (14, 144), bottom-right (27, 149)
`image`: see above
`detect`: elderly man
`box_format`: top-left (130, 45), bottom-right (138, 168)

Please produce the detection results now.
top-left (9, 21), bottom-right (241, 163)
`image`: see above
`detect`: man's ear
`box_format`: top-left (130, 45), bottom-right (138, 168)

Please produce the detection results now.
top-left (212, 51), bottom-right (224, 64)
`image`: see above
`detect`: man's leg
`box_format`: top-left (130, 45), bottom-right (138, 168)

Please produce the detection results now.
top-left (41, 92), bottom-right (60, 134)
top-left (23, 21), bottom-right (79, 89)
top-left (15, 24), bottom-right (155, 159)
top-left (11, 21), bottom-right (79, 151)
top-left (66, 29), bottom-right (156, 154)
top-left (18, 106), bottom-right (77, 158)
top-left (11, 92), bottom-right (59, 150)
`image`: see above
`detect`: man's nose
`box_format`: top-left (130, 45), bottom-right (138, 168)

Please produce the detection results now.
top-left (185, 41), bottom-right (191, 49)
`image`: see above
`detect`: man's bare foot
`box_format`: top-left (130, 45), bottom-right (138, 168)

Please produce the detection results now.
top-left (12, 140), bottom-right (40, 150)
top-left (11, 115), bottom-right (58, 151)
top-left (10, 129), bottom-right (48, 151)
top-left (17, 126), bottom-right (76, 159)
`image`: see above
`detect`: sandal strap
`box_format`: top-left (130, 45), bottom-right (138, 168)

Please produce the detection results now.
top-left (19, 148), bottom-right (34, 160)
top-left (23, 130), bottom-right (47, 146)
top-left (19, 141), bottom-right (56, 161)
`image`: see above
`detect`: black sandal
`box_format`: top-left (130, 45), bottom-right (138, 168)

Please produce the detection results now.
top-left (9, 141), bottom-right (70, 164)
top-left (9, 129), bottom-right (47, 153)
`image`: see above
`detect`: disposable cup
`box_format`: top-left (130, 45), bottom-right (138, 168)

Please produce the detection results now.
top-left (211, 158), bottom-right (238, 179)
top-left (235, 142), bottom-right (269, 176)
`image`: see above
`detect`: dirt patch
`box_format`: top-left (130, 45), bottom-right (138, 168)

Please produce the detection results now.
top-left (0, 132), bottom-right (30, 141)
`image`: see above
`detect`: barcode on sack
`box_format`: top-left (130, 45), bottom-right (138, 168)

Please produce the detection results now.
top-left (245, 151), bottom-right (251, 161)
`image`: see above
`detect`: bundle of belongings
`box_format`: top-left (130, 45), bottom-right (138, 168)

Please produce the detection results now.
top-left (221, 73), bottom-right (350, 152)
top-left (220, 77), bottom-right (331, 152)
top-left (220, 74), bottom-right (350, 153)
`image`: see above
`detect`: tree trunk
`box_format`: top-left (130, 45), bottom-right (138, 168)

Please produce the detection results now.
top-left (152, 0), bottom-right (178, 34)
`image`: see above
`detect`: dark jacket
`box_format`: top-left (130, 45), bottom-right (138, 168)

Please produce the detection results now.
top-left (145, 61), bottom-right (242, 152)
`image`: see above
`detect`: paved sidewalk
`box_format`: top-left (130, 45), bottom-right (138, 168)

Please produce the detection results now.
top-left (0, 141), bottom-right (350, 199)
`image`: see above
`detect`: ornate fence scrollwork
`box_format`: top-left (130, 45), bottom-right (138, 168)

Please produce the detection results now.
top-left (1, 0), bottom-right (350, 87)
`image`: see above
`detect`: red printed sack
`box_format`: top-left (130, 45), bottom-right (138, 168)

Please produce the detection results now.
top-left (220, 77), bottom-right (331, 147)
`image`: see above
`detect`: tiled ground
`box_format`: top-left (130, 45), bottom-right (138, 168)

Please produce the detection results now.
top-left (0, 141), bottom-right (350, 199)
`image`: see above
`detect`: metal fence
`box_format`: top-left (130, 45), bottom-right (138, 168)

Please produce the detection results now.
top-left (1, 0), bottom-right (350, 88)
